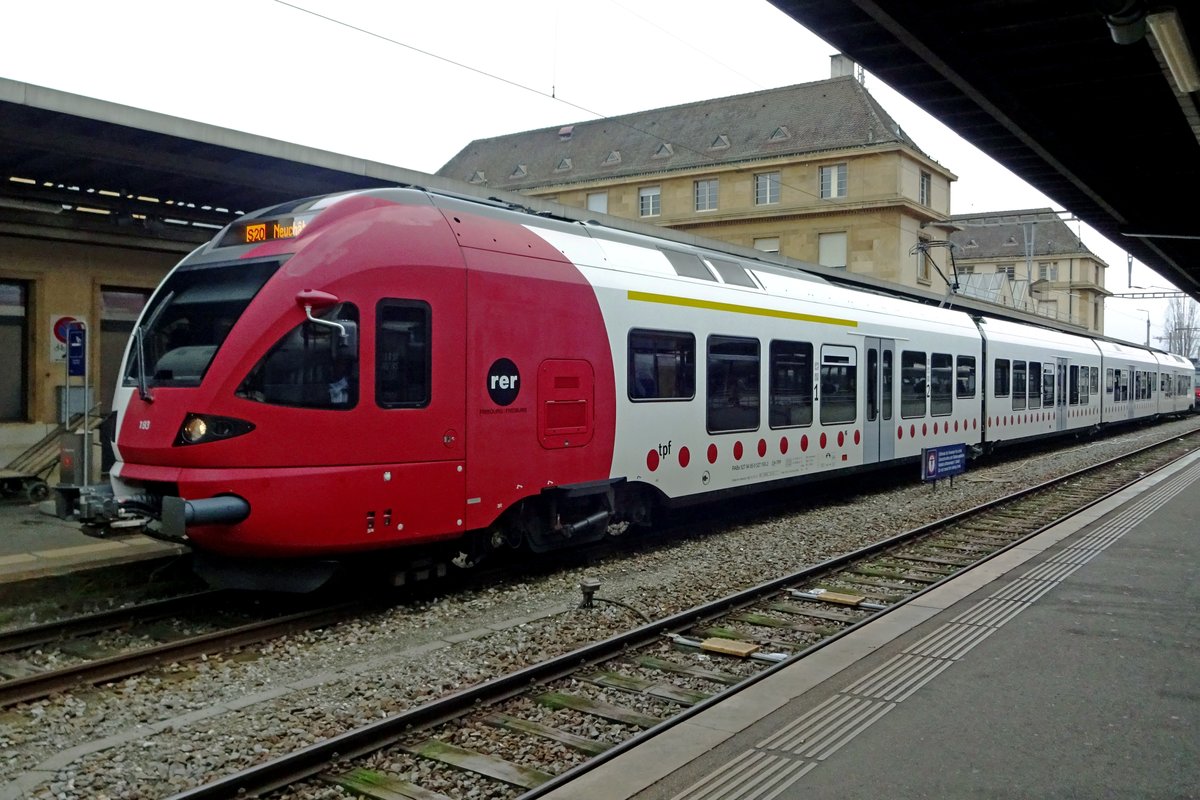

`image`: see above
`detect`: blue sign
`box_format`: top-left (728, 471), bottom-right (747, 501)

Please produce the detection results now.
top-left (922, 443), bottom-right (967, 482)
top-left (67, 323), bottom-right (86, 377)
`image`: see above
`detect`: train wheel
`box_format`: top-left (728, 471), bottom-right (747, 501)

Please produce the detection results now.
top-left (450, 530), bottom-right (491, 569)
top-left (25, 480), bottom-right (49, 504)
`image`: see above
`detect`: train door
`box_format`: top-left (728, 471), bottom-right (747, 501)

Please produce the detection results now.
top-left (862, 337), bottom-right (895, 464)
top-left (1120, 364), bottom-right (1135, 419)
top-left (1056, 358), bottom-right (1069, 429)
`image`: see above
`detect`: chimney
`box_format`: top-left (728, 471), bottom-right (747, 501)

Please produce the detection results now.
top-left (830, 53), bottom-right (857, 79)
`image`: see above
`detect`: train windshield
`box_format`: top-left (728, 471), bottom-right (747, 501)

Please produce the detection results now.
top-left (124, 259), bottom-right (281, 390)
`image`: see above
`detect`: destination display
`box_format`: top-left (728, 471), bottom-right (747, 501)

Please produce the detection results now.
top-left (220, 215), bottom-right (311, 247)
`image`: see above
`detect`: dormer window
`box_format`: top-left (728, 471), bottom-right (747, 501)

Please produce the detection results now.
top-left (555, 158), bottom-right (573, 172)
top-left (558, 126), bottom-right (574, 141)
top-left (510, 164), bottom-right (528, 179)
top-left (602, 150), bottom-right (622, 166)
top-left (653, 143), bottom-right (674, 159)
top-left (768, 126), bottom-right (791, 142)
top-left (709, 134), bottom-right (731, 150)
top-left (468, 170), bottom-right (486, 185)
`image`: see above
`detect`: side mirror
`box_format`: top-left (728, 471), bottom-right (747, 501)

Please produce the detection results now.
top-left (296, 289), bottom-right (339, 309)
top-left (336, 320), bottom-right (358, 353)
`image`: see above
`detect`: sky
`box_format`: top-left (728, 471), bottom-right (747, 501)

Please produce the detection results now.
top-left (1, 0), bottom-right (1188, 346)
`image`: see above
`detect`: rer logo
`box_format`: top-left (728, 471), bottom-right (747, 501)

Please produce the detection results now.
top-left (487, 358), bottom-right (520, 406)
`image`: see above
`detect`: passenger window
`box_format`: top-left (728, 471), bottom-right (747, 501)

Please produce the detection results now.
top-left (1069, 365), bottom-right (1080, 404)
top-left (769, 340), bottom-right (813, 428)
top-left (376, 300), bottom-right (431, 408)
top-left (1043, 363), bottom-right (1055, 406)
top-left (1012, 361), bottom-right (1027, 411)
top-left (820, 345), bottom-right (857, 425)
top-left (629, 330), bottom-right (695, 401)
top-left (707, 335), bottom-right (760, 433)
top-left (236, 302), bottom-right (359, 409)
top-left (1091, 367), bottom-right (1099, 394)
top-left (956, 355), bottom-right (976, 399)
top-left (1106, 368), bottom-right (1114, 393)
top-left (901, 350), bottom-right (926, 418)
top-left (994, 359), bottom-right (1010, 398)
top-left (1029, 362), bottom-right (1042, 409)
top-left (931, 353), bottom-right (953, 416)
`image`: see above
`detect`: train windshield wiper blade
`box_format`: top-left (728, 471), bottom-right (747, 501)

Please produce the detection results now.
top-left (134, 290), bottom-right (174, 403)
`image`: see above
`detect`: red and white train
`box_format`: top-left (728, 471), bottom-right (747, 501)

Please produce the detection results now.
top-left (98, 187), bottom-right (1195, 590)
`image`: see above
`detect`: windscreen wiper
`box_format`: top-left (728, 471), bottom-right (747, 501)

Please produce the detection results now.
top-left (134, 290), bottom-right (174, 403)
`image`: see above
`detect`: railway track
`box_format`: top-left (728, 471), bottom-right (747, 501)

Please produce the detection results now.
top-left (163, 428), bottom-right (1199, 800)
top-left (0, 591), bottom-right (359, 708)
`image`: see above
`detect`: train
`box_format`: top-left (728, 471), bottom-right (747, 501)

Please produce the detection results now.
top-left (87, 186), bottom-right (1196, 591)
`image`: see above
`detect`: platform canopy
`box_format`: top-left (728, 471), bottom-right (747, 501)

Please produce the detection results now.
top-left (770, 0), bottom-right (1200, 302)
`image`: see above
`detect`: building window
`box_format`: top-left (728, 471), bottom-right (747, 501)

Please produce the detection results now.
top-left (820, 163), bottom-right (847, 199)
top-left (0, 280), bottom-right (28, 421)
top-left (958, 264), bottom-right (975, 274)
top-left (818, 232), bottom-right (847, 270)
top-left (919, 171), bottom-right (931, 206)
top-left (694, 179), bottom-right (718, 212)
top-left (587, 192), bottom-right (608, 214)
top-left (753, 237), bottom-right (780, 254)
top-left (998, 264), bottom-right (1016, 279)
top-left (1038, 261), bottom-right (1059, 281)
top-left (755, 172), bottom-right (780, 205)
top-left (916, 237), bottom-right (932, 282)
top-left (639, 186), bottom-right (661, 217)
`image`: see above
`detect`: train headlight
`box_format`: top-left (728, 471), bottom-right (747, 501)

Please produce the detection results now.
top-left (182, 417), bottom-right (208, 443)
top-left (175, 414), bottom-right (255, 446)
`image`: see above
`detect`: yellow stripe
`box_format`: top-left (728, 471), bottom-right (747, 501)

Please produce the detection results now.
top-left (627, 290), bottom-right (857, 328)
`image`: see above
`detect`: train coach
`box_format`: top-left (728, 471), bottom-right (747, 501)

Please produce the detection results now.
top-left (94, 187), bottom-right (1192, 590)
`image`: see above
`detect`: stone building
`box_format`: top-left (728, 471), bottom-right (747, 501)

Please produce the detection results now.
top-left (945, 209), bottom-right (1109, 331)
top-left (438, 57), bottom-right (958, 292)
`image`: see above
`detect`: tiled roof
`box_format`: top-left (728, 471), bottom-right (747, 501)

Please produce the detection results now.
top-left (436, 76), bottom-right (928, 191)
top-left (947, 208), bottom-right (1104, 263)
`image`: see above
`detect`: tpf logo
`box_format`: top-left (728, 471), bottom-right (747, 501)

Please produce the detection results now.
top-left (487, 358), bottom-right (520, 406)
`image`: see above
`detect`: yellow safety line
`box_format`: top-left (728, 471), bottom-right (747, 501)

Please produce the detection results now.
top-left (627, 290), bottom-right (857, 328)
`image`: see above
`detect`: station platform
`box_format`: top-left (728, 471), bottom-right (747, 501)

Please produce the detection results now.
top-left (545, 450), bottom-right (1200, 799)
top-left (0, 499), bottom-right (183, 583)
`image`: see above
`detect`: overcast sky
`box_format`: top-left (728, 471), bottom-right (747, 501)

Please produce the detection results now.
top-left (0, 0), bottom-right (1184, 346)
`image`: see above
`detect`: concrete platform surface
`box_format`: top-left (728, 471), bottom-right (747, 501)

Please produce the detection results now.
top-left (542, 451), bottom-right (1200, 800)
top-left (0, 500), bottom-right (182, 582)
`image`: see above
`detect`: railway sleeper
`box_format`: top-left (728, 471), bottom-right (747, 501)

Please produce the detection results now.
top-left (875, 559), bottom-right (957, 576)
top-left (818, 582), bottom-right (905, 603)
top-left (765, 601), bottom-right (861, 623)
top-left (402, 738), bottom-right (553, 789)
top-left (484, 712), bottom-right (613, 756)
top-left (903, 551), bottom-right (974, 567)
top-left (728, 612), bottom-right (828, 634)
top-left (536, 691), bottom-right (664, 728)
top-left (584, 670), bottom-right (710, 706)
top-left (839, 574), bottom-right (922, 593)
top-left (636, 655), bottom-right (743, 685)
top-left (326, 768), bottom-right (453, 800)
top-left (851, 565), bottom-right (940, 583)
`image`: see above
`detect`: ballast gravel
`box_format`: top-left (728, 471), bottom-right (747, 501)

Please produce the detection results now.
top-left (1, 417), bottom-right (1196, 800)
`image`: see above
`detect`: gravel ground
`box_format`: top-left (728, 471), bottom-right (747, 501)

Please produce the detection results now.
top-left (1, 417), bottom-right (1197, 800)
